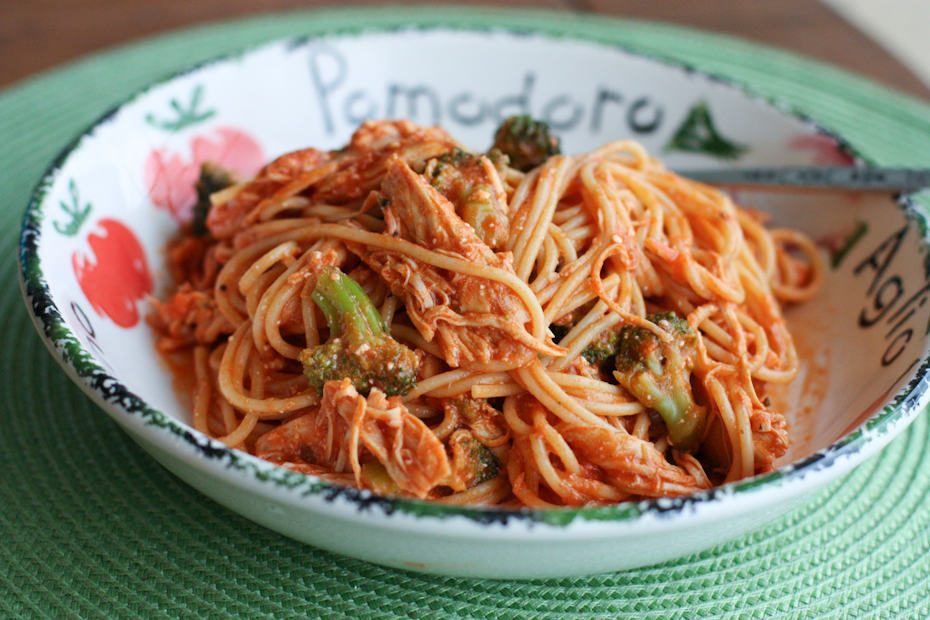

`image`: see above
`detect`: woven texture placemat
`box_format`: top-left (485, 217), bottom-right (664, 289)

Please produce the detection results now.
top-left (2, 7), bottom-right (930, 618)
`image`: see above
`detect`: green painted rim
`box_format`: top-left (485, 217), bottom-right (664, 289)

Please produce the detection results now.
top-left (18, 7), bottom-right (930, 527)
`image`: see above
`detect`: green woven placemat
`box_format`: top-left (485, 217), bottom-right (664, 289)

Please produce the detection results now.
top-left (2, 7), bottom-right (930, 618)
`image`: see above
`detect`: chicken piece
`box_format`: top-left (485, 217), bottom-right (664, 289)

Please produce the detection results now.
top-left (312, 120), bottom-right (457, 204)
top-left (254, 412), bottom-right (343, 474)
top-left (207, 121), bottom-right (455, 239)
top-left (355, 157), bottom-right (560, 367)
top-left (149, 283), bottom-right (233, 348)
top-left (565, 355), bottom-right (602, 381)
top-left (255, 378), bottom-right (450, 498)
top-left (558, 424), bottom-right (710, 497)
top-left (749, 406), bottom-right (789, 473)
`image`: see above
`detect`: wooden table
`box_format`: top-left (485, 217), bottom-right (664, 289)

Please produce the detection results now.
top-left (3, 0), bottom-right (928, 101)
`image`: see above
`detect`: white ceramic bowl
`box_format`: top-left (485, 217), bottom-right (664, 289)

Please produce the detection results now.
top-left (19, 26), bottom-right (930, 578)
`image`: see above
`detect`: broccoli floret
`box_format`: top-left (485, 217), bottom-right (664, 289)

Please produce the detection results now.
top-left (582, 328), bottom-right (621, 368)
top-left (485, 148), bottom-right (509, 168)
top-left (426, 148), bottom-right (508, 247)
top-left (192, 162), bottom-right (234, 236)
top-left (549, 321), bottom-right (620, 370)
top-left (614, 312), bottom-right (707, 450)
top-left (299, 266), bottom-right (419, 397)
top-left (491, 115), bottom-right (561, 172)
top-left (448, 429), bottom-right (500, 488)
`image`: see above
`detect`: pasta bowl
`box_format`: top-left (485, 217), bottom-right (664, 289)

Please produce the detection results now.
top-left (18, 21), bottom-right (930, 578)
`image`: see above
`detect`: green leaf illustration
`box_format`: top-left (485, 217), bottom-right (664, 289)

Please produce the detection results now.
top-left (145, 84), bottom-right (216, 132)
top-left (53, 179), bottom-right (92, 237)
top-left (665, 100), bottom-right (748, 159)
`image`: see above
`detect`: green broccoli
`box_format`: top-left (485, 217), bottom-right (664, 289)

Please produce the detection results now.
top-left (613, 312), bottom-right (707, 450)
top-left (549, 322), bottom-right (620, 371)
top-left (192, 162), bottom-right (234, 236)
top-left (582, 328), bottom-right (621, 368)
top-left (491, 115), bottom-right (561, 172)
top-left (426, 147), bottom-right (508, 247)
top-left (299, 266), bottom-right (419, 397)
top-left (448, 429), bottom-right (500, 488)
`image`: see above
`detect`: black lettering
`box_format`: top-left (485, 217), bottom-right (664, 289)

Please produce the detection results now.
top-left (493, 73), bottom-right (535, 121)
top-left (886, 307), bottom-right (915, 339)
top-left (627, 97), bottom-right (663, 134)
top-left (591, 87), bottom-right (623, 132)
top-left (308, 46), bottom-right (347, 135)
top-left (71, 300), bottom-right (107, 362)
top-left (448, 93), bottom-right (486, 126)
top-left (541, 95), bottom-right (583, 131)
top-left (344, 91), bottom-right (377, 126)
top-left (885, 279), bottom-right (930, 328)
top-left (859, 276), bottom-right (904, 327)
top-left (387, 84), bottom-right (441, 125)
top-left (71, 301), bottom-right (95, 338)
top-left (86, 337), bottom-right (106, 359)
top-left (854, 225), bottom-right (907, 295)
top-left (882, 329), bottom-right (912, 366)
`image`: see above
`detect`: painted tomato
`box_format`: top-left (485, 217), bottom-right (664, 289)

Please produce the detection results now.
top-left (789, 134), bottom-right (855, 166)
top-left (72, 218), bottom-right (153, 328)
top-left (144, 127), bottom-right (264, 224)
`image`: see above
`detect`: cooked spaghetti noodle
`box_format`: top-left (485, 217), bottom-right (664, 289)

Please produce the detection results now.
top-left (150, 119), bottom-right (820, 507)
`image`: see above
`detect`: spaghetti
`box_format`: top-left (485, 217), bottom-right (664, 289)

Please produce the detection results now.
top-left (150, 119), bottom-right (820, 507)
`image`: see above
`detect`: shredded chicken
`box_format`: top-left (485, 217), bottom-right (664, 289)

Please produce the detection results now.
top-left (558, 424), bottom-right (710, 497)
top-left (207, 121), bottom-right (455, 240)
top-left (149, 283), bottom-right (233, 348)
top-left (566, 355), bottom-right (602, 380)
top-left (750, 406), bottom-right (790, 473)
top-left (254, 378), bottom-right (450, 498)
top-left (313, 120), bottom-right (456, 203)
top-left (353, 157), bottom-right (559, 367)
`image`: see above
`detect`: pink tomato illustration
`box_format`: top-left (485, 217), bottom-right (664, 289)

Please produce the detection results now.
top-left (145, 127), bottom-right (264, 224)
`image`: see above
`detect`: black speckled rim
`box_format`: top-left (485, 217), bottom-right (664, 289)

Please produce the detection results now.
top-left (18, 15), bottom-right (930, 527)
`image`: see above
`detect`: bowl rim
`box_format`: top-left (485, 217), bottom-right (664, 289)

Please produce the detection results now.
top-left (18, 17), bottom-right (930, 528)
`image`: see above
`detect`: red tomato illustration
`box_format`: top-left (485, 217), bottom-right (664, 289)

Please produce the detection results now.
top-left (789, 134), bottom-right (855, 166)
top-left (72, 218), bottom-right (153, 328)
top-left (144, 127), bottom-right (264, 224)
